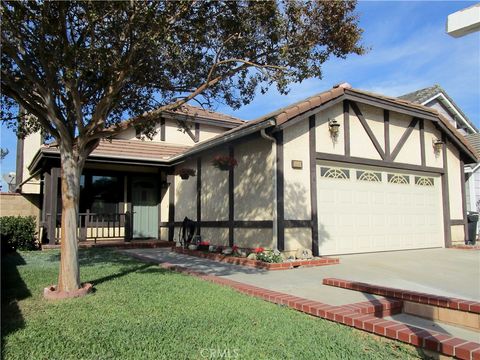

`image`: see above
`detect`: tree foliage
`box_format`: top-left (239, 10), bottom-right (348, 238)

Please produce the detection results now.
top-left (1, 0), bottom-right (365, 292)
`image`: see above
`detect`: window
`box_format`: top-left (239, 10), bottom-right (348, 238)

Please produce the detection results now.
top-left (79, 174), bottom-right (123, 214)
top-left (321, 167), bottom-right (349, 179)
top-left (388, 174), bottom-right (409, 184)
top-left (357, 171), bottom-right (381, 182)
top-left (415, 176), bottom-right (434, 186)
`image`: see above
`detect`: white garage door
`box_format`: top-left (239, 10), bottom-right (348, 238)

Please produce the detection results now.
top-left (316, 163), bottom-right (444, 255)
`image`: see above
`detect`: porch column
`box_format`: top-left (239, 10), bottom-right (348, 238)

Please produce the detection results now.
top-left (47, 167), bottom-right (60, 244)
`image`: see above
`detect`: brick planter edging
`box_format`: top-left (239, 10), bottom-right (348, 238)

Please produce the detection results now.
top-left (450, 245), bottom-right (480, 250)
top-left (126, 252), bottom-right (480, 360)
top-left (323, 278), bottom-right (480, 315)
top-left (172, 247), bottom-right (339, 270)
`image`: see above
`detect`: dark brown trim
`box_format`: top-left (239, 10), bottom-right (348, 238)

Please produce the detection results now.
top-left (450, 219), bottom-right (465, 226)
top-left (284, 220), bottom-right (312, 228)
top-left (384, 109), bottom-right (390, 161)
top-left (47, 167), bottom-right (60, 244)
top-left (159, 220), bottom-right (272, 228)
top-left (276, 131), bottom-right (284, 251)
top-left (168, 174), bottom-right (175, 241)
top-left (343, 100), bottom-right (350, 157)
top-left (419, 119), bottom-right (426, 167)
top-left (390, 118), bottom-right (419, 161)
top-left (160, 118), bottom-right (165, 141)
top-left (156, 171), bottom-right (162, 239)
top-left (309, 115), bottom-right (319, 257)
top-left (15, 137), bottom-right (24, 189)
top-left (125, 175), bottom-right (133, 241)
top-left (196, 157), bottom-right (201, 235)
top-left (185, 127), bottom-right (196, 142)
top-left (441, 135), bottom-right (452, 246)
top-left (194, 123), bottom-right (200, 143)
top-left (315, 152), bottom-right (444, 174)
top-left (228, 146), bottom-right (234, 246)
top-left (350, 101), bottom-right (386, 160)
top-left (344, 92), bottom-right (438, 123)
top-left (460, 159), bottom-right (468, 241)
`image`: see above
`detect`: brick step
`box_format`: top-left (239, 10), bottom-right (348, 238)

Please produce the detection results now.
top-left (323, 278), bottom-right (480, 314)
top-left (342, 299), bottom-right (403, 317)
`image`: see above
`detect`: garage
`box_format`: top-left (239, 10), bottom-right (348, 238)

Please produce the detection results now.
top-left (316, 162), bottom-right (444, 255)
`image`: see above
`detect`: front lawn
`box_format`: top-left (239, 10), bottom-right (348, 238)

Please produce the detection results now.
top-left (2, 249), bottom-right (425, 359)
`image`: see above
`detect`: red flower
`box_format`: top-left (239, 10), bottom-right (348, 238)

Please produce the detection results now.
top-left (232, 245), bottom-right (239, 251)
top-left (199, 241), bottom-right (210, 246)
top-left (254, 247), bottom-right (264, 254)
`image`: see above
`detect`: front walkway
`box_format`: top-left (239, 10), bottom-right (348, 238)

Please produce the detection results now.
top-left (123, 248), bottom-right (480, 302)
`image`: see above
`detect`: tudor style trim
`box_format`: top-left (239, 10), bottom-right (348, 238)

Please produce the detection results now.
top-left (160, 118), bottom-right (166, 141)
top-left (343, 100), bottom-right (350, 157)
top-left (315, 152), bottom-right (444, 174)
top-left (168, 174), bottom-right (175, 242)
top-left (15, 136), bottom-right (24, 189)
top-left (309, 115), bottom-right (319, 256)
top-left (350, 101), bottom-right (386, 160)
top-left (284, 220), bottom-right (312, 228)
top-left (195, 123), bottom-right (200, 143)
top-left (450, 219), bottom-right (465, 226)
top-left (384, 109), bottom-right (390, 161)
top-left (159, 220), bottom-right (272, 228)
top-left (276, 131), bottom-right (285, 251)
top-left (419, 119), bottom-right (426, 167)
top-left (390, 118), bottom-right (419, 161)
top-left (441, 134), bottom-right (452, 246)
top-left (196, 157), bottom-right (202, 235)
top-left (460, 159), bottom-right (468, 241)
top-left (228, 146), bottom-right (234, 246)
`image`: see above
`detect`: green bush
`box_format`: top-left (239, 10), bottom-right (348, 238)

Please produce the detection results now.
top-left (0, 216), bottom-right (38, 252)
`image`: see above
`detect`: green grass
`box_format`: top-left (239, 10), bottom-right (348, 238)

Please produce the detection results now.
top-left (2, 249), bottom-right (426, 360)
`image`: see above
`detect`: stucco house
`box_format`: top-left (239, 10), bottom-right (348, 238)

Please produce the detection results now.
top-left (399, 85), bottom-right (480, 214)
top-left (15, 83), bottom-right (477, 255)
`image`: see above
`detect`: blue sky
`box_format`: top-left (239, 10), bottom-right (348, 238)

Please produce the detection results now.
top-left (1, 1), bottom-right (479, 189)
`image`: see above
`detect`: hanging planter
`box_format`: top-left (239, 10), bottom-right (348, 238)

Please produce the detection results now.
top-left (175, 168), bottom-right (196, 180)
top-left (212, 155), bottom-right (238, 171)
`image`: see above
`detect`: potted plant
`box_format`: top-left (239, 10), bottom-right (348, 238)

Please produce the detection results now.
top-left (175, 168), bottom-right (196, 180)
top-left (212, 155), bottom-right (238, 171)
top-left (197, 241), bottom-right (210, 251)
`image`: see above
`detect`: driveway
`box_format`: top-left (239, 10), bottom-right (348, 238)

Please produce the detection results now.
top-left (123, 248), bottom-right (479, 302)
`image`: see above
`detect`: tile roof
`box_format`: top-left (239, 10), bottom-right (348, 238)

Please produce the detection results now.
top-left (42, 139), bottom-right (190, 162)
top-left (166, 104), bottom-right (244, 125)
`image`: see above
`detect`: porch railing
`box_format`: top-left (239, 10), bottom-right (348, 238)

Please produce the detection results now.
top-left (45, 210), bottom-right (132, 244)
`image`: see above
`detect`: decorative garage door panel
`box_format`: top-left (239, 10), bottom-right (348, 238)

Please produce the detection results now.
top-left (316, 164), bottom-right (443, 255)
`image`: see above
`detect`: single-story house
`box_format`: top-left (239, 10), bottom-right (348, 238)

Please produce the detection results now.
top-left (399, 85), bottom-right (480, 215)
top-left (16, 83), bottom-right (477, 255)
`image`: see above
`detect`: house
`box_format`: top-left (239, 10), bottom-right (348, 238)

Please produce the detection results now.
top-left (16, 83), bottom-right (477, 255)
top-left (399, 85), bottom-right (480, 214)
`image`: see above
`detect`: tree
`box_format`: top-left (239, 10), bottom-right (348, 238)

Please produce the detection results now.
top-left (1, 1), bottom-right (365, 292)
top-left (0, 148), bottom-right (8, 160)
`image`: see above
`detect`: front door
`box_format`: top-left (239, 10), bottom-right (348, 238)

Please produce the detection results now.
top-left (132, 177), bottom-right (158, 239)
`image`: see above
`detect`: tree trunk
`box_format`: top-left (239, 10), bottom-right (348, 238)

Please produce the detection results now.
top-left (57, 148), bottom-right (84, 292)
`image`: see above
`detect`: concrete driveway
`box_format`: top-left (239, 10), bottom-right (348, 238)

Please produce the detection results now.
top-left (124, 248), bottom-right (479, 302)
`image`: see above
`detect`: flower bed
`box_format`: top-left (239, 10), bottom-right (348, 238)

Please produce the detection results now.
top-left (172, 247), bottom-right (339, 270)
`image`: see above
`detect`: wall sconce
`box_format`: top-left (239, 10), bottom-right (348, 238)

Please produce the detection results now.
top-left (432, 139), bottom-right (443, 154)
top-left (328, 118), bottom-right (340, 139)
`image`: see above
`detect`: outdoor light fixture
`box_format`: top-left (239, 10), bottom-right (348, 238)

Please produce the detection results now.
top-left (433, 138), bottom-right (443, 154)
top-left (328, 118), bottom-right (340, 138)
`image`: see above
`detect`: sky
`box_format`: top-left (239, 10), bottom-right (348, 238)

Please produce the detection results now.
top-left (1, 1), bottom-right (479, 189)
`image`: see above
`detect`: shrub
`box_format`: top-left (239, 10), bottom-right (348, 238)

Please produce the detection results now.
top-left (256, 249), bottom-right (283, 263)
top-left (0, 216), bottom-right (38, 252)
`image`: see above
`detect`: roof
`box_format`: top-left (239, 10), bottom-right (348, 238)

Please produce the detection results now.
top-left (29, 83), bottom-right (478, 170)
top-left (166, 104), bottom-right (244, 125)
top-left (465, 133), bottom-right (480, 156)
top-left (41, 139), bottom-right (190, 162)
top-left (399, 85), bottom-right (478, 133)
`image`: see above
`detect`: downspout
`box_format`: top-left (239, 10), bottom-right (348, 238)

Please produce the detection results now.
top-left (260, 128), bottom-right (278, 249)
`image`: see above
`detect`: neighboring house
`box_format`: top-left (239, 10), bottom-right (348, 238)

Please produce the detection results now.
top-left (16, 83), bottom-right (477, 255)
top-left (399, 85), bottom-right (480, 215)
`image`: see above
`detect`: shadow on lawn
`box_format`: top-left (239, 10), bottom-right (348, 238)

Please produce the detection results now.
top-left (1, 252), bottom-right (31, 343)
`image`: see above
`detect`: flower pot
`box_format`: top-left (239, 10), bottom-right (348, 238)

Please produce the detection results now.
top-left (197, 245), bottom-right (209, 251)
top-left (188, 244), bottom-right (198, 251)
